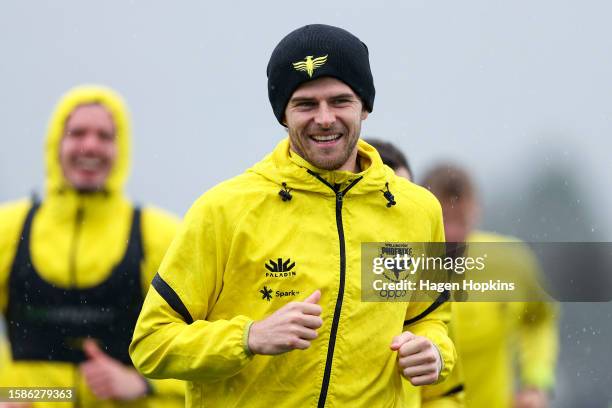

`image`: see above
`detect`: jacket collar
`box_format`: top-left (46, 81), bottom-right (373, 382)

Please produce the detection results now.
top-left (250, 138), bottom-right (394, 197)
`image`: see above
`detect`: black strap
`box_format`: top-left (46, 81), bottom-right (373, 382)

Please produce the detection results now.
top-left (442, 384), bottom-right (465, 397)
top-left (127, 207), bottom-right (144, 261)
top-left (403, 290), bottom-right (450, 326)
top-left (13, 201), bottom-right (40, 261)
top-left (151, 273), bottom-right (194, 324)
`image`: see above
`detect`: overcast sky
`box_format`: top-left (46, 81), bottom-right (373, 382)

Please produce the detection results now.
top-left (1, 0), bottom-right (610, 237)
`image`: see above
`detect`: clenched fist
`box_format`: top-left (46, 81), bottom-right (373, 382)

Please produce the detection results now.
top-left (390, 331), bottom-right (442, 386)
top-left (514, 388), bottom-right (549, 408)
top-left (79, 339), bottom-right (149, 400)
top-left (248, 290), bottom-right (323, 355)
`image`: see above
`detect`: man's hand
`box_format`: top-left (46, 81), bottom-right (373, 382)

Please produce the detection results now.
top-left (248, 290), bottom-right (323, 355)
top-left (514, 388), bottom-right (549, 408)
top-left (79, 339), bottom-right (148, 401)
top-left (390, 331), bottom-right (442, 386)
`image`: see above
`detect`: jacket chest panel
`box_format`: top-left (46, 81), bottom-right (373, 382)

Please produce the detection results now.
top-left (213, 199), bottom-right (341, 319)
top-left (30, 208), bottom-right (132, 287)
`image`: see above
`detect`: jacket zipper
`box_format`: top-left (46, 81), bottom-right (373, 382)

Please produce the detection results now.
top-left (69, 205), bottom-right (84, 288)
top-left (68, 204), bottom-right (84, 408)
top-left (307, 171), bottom-right (362, 408)
top-left (69, 204), bottom-right (84, 408)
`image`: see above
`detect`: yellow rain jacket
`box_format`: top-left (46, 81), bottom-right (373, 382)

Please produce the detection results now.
top-left (421, 231), bottom-right (558, 408)
top-left (130, 139), bottom-right (455, 408)
top-left (0, 86), bottom-right (184, 408)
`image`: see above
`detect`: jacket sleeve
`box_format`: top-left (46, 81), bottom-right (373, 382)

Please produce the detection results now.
top-left (129, 196), bottom-right (254, 382)
top-left (420, 364), bottom-right (465, 408)
top-left (147, 378), bottom-right (186, 399)
top-left (138, 207), bottom-right (187, 397)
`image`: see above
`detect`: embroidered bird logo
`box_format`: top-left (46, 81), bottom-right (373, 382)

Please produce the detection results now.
top-left (292, 55), bottom-right (328, 78)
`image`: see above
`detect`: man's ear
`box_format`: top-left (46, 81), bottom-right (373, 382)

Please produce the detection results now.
top-left (361, 109), bottom-right (369, 120)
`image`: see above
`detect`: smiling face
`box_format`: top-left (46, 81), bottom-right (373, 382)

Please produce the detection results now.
top-left (284, 77), bottom-right (369, 172)
top-left (59, 104), bottom-right (117, 192)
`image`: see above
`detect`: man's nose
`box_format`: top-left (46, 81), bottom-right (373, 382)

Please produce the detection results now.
top-left (79, 132), bottom-right (101, 152)
top-left (314, 103), bottom-right (335, 128)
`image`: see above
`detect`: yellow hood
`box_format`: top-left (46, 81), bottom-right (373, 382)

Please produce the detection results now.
top-left (45, 85), bottom-right (131, 195)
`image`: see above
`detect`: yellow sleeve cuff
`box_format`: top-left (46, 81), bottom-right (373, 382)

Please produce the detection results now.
top-left (242, 319), bottom-right (255, 357)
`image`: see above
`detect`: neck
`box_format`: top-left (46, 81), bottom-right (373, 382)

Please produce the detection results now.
top-left (337, 148), bottom-right (360, 173)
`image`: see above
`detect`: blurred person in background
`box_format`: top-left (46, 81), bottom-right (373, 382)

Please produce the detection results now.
top-left (0, 85), bottom-right (184, 408)
top-left (129, 24), bottom-right (455, 408)
top-left (422, 163), bottom-right (559, 408)
top-left (369, 139), bottom-right (558, 408)
top-left (367, 138), bottom-right (465, 408)
top-left (365, 139), bottom-right (413, 182)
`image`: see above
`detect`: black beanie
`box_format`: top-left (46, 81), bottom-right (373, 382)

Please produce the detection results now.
top-left (267, 24), bottom-right (375, 125)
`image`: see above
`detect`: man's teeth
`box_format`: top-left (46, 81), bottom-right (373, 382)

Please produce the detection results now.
top-left (311, 134), bottom-right (341, 142)
top-left (76, 157), bottom-right (102, 170)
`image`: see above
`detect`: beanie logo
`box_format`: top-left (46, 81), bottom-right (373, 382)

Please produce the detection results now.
top-left (292, 55), bottom-right (328, 78)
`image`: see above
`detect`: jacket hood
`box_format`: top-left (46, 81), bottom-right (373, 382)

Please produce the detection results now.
top-left (249, 138), bottom-right (395, 197)
top-left (45, 85), bottom-right (131, 195)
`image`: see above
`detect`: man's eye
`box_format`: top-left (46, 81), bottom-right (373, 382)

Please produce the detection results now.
top-left (297, 102), bottom-right (315, 107)
top-left (334, 99), bottom-right (352, 104)
top-left (67, 129), bottom-right (85, 138)
top-left (99, 131), bottom-right (114, 141)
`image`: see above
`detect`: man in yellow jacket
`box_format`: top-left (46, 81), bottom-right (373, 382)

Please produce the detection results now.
top-left (0, 85), bottom-right (184, 408)
top-left (130, 24), bottom-right (455, 408)
top-left (421, 163), bottom-right (559, 408)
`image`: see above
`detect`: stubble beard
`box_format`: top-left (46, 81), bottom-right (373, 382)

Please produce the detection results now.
top-left (289, 124), bottom-right (361, 171)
